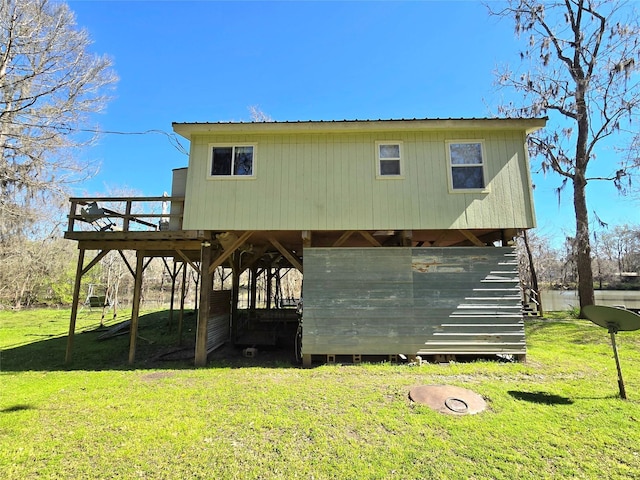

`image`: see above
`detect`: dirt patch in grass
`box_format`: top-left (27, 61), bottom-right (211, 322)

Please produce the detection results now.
top-left (139, 371), bottom-right (177, 382)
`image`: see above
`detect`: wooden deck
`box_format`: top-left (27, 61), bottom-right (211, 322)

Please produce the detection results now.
top-left (64, 196), bottom-right (209, 258)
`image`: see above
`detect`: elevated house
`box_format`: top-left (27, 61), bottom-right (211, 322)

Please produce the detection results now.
top-left (64, 117), bottom-right (546, 366)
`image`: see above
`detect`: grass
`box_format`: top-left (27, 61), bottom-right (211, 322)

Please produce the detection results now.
top-left (1, 308), bottom-right (640, 479)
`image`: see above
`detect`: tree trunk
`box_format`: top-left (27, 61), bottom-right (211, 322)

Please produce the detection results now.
top-left (522, 230), bottom-right (543, 316)
top-left (574, 175), bottom-right (595, 312)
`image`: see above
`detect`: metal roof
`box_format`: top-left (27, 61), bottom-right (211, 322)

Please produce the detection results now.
top-left (172, 117), bottom-right (547, 139)
top-left (173, 116), bottom-right (547, 125)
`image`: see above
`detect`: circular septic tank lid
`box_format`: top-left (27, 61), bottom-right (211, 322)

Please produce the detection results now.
top-left (409, 385), bottom-right (487, 415)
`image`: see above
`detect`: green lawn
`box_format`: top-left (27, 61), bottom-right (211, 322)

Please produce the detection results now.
top-left (1, 308), bottom-right (639, 479)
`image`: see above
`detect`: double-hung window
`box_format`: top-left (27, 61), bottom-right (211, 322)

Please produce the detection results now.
top-left (376, 141), bottom-right (403, 177)
top-left (447, 141), bottom-right (487, 191)
top-left (210, 145), bottom-right (255, 177)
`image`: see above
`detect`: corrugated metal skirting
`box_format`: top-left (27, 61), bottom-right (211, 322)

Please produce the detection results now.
top-left (302, 247), bottom-right (525, 357)
top-left (208, 290), bottom-right (231, 352)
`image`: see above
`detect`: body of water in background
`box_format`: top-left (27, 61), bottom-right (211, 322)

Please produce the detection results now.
top-left (541, 290), bottom-right (640, 311)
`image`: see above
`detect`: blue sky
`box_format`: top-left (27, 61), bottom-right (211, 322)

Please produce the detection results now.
top-left (68, 0), bottom-right (638, 245)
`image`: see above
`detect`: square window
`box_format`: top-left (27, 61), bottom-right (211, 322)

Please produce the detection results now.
top-left (376, 142), bottom-right (402, 177)
top-left (448, 141), bottom-right (486, 190)
top-left (211, 145), bottom-right (254, 177)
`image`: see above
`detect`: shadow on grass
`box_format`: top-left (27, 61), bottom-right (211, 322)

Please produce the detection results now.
top-left (1, 404), bottom-right (35, 413)
top-left (1, 310), bottom-right (300, 372)
top-left (508, 390), bottom-right (574, 405)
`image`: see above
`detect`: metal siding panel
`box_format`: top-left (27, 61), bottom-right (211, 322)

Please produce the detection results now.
top-left (303, 248), bottom-right (413, 355)
top-left (302, 247), bottom-right (525, 356)
top-left (416, 247), bottom-right (525, 355)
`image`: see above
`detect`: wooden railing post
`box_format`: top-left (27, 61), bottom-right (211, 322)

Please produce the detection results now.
top-left (65, 196), bottom-right (185, 234)
top-left (123, 200), bottom-right (132, 232)
top-left (67, 200), bottom-right (78, 232)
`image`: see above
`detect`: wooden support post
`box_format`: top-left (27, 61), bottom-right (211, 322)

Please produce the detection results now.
top-left (193, 262), bottom-right (200, 312)
top-left (128, 250), bottom-right (145, 365)
top-left (123, 200), bottom-right (132, 231)
top-left (266, 267), bottom-right (273, 310)
top-left (168, 259), bottom-right (177, 332)
top-left (67, 200), bottom-right (78, 233)
top-left (250, 264), bottom-right (258, 310)
top-left (65, 248), bottom-right (86, 364)
top-left (195, 242), bottom-right (212, 367)
top-left (275, 267), bottom-right (281, 307)
top-left (178, 262), bottom-right (187, 345)
top-left (231, 253), bottom-right (240, 343)
top-left (302, 230), bottom-right (312, 248)
top-left (401, 230), bottom-right (413, 247)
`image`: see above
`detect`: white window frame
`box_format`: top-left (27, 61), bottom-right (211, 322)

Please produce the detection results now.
top-left (446, 140), bottom-right (489, 193)
top-left (208, 144), bottom-right (257, 179)
top-left (375, 141), bottom-right (404, 179)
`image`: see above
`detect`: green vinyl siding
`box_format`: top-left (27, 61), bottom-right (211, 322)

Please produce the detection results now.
top-left (181, 129), bottom-right (535, 231)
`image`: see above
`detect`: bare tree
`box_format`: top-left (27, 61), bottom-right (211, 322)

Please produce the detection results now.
top-left (601, 224), bottom-right (640, 277)
top-left (0, 202), bottom-right (77, 308)
top-left (490, 0), bottom-right (640, 310)
top-left (248, 105), bottom-right (273, 122)
top-left (0, 0), bottom-right (117, 240)
top-left (516, 230), bottom-right (563, 288)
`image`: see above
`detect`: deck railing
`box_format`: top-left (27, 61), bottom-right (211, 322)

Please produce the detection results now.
top-left (67, 196), bottom-right (185, 233)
